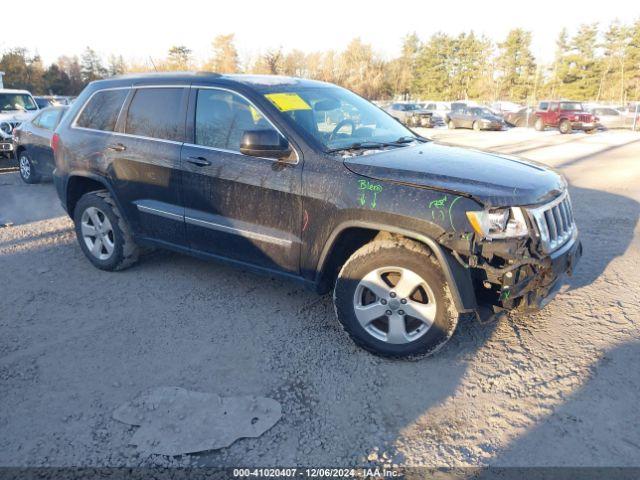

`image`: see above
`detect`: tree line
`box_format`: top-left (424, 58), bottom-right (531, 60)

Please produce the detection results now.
top-left (2, 19), bottom-right (639, 104)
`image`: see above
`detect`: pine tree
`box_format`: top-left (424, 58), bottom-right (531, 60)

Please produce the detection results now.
top-left (80, 47), bottom-right (107, 83)
top-left (204, 34), bottom-right (240, 74)
top-left (495, 29), bottom-right (536, 101)
top-left (165, 46), bottom-right (192, 71)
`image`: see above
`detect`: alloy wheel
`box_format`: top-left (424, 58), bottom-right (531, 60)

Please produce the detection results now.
top-left (353, 266), bottom-right (437, 344)
top-left (81, 206), bottom-right (115, 260)
top-left (19, 155), bottom-right (31, 179)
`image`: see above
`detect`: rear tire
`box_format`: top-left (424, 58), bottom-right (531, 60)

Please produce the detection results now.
top-left (18, 152), bottom-right (39, 184)
top-left (73, 190), bottom-right (139, 271)
top-left (473, 121), bottom-right (481, 131)
top-left (559, 119), bottom-right (572, 134)
top-left (333, 239), bottom-right (458, 358)
top-left (534, 117), bottom-right (545, 131)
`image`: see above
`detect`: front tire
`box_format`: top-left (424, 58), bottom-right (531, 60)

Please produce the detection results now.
top-left (333, 239), bottom-right (458, 358)
top-left (473, 121), bottom-right (481, 131)
top-left (448, 120), bottom-right (456, 130)
top-left (73, 190), bottom-right (139, 271)
top-left (19, 152), bottom-right (39, 184)
top-left (534, 117), bottom-right (545, 131)
top-left (559, 119), bottom-right (572, 134)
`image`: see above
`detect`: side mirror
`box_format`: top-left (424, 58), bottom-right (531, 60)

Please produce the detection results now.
top-left (240, 129), bottom-right (292, 161)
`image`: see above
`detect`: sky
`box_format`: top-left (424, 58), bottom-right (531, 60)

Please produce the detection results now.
top-left (2, 0), bottom-right (637, 66)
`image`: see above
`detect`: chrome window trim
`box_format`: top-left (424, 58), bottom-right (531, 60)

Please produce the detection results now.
top-left (71, 86), bottom-right (131, 131)
top-left (182, 142), bottom-right (290, 163)
top-left (71, 85), bottom-right (189, 139)
top-left (191, 85), bottom-right (300, 164)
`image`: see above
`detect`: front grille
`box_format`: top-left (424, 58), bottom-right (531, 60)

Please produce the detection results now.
top-left (526, 191), bottom-right (576, 253)
top-left (578, 114), bottom-right (591, 122)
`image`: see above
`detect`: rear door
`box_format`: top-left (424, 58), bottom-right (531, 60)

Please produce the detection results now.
top-left (181, 86), bottom-right (303, 273)
top-left (108, 86), bottom-right (189, 247)
top-left (546, 102), bottom-right (559, 126)
top-left (29, 109), bottom-right (57, 168)
top-left (30, 108), bottom-right (62, 175)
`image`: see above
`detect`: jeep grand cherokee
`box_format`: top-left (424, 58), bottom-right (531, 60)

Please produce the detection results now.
top-left (52, 73), bottom-right (582, 357)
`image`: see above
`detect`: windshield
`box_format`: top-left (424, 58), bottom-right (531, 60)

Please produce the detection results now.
top-left (0, 93), bottom-right (38, 112)
top-left (474, 107), bottom-right (493, 116)
top-left (263, 87), bottom-right (416, 151)
top-left (560, 102), bottom-right (584, 111)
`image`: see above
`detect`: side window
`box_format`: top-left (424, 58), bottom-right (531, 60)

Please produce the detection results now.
top-left (34, 109), bottom-right (60, 130)
top-left (195, 89), bottom-right (274, 152)
top-left (76, 89), bottom-right (128, 132)
top-left (124, 88), bottom-right (186, 141)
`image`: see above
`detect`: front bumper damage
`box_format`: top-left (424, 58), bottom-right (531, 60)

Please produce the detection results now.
top-left (440, 227), bottom-right (582, 319)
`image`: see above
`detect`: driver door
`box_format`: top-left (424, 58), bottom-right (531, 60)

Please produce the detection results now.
top-left (181, 87), bottom-right (303, 273)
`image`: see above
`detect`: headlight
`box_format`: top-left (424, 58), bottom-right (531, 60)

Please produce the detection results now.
top-left (0, 122), bottom-right (13, 135)
top-left (466, 207), bottom-right (528, 239)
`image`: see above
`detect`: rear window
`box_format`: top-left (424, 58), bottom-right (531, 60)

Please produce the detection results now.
top-left (538, 102), bottom-right (549, 110)
top-left (124, 88), bottom-right (186, 141)
top-left (76, 89), bottom-right (128, 132)
top-left (33, 109), bottom-right (60, 130)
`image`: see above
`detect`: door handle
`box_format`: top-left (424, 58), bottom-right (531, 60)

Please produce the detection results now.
top-left (186, 156), bottom-right (211, 167)
top-left (107, 143), bottom-right (126, 152)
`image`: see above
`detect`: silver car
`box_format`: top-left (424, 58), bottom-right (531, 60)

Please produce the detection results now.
top-left (590, 107), bottom-right (633, 129)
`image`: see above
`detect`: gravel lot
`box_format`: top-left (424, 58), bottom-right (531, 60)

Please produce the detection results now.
top-left (1, 128), bottom-right (639, 468)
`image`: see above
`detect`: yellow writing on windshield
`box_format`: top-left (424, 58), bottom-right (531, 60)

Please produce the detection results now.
top-left (265, 93), bottom-right (311, 112)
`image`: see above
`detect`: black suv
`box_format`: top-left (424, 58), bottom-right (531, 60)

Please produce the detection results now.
top-left (53, 73), bottom-right (582, 357)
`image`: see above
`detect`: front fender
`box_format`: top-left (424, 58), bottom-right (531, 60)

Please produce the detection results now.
top-left (314, 219), bottom-right (477, 314)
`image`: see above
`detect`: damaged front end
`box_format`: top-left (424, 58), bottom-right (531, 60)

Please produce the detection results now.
top-left (0, 121), bottom-right (18, 156)
top-left (440, 190), bottom-right (582, 318)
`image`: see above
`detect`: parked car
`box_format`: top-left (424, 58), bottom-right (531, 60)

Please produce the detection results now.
top-left (588, 107), bottom-right (631, 129)
top-left (447, 106), bottom-right (506, 130)
top-left (0, 89), bottom-right (39, 159)
top-left (13, 105), bottom-right (68, 183)
top-left (504, 107), bottom-right (536, 127)
top-left (385, 102), bottom-right (435, 127)
top-left (490, 101), bottom-right (523, 114)
top-left (34, 96), bottom-right (73, 109)
top-left (534, 101), bottom-right (598, 134)
top-left (421, 101), bottom-right (450, 125)
top-left (53, 73), bottom-right (581, 358)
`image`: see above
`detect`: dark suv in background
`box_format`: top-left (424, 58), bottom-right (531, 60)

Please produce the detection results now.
top-left (52, 73), bottom-right (582, 357)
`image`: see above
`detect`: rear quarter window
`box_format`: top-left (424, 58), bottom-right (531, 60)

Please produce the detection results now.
top-left (75, 89), bottom-right (128, 132)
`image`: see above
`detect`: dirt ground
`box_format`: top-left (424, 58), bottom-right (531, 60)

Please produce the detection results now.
top-left (0, 128), bottom-right (639, 468)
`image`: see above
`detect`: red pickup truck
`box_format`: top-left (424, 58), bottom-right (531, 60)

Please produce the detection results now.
top-left (534, 101), bottom-right (598, 134)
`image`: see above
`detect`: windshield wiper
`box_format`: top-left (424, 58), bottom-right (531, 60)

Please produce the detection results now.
top-left (327, 136), bottom-right (423, 154)
top-left (326, 141), bottom-right (396, 153)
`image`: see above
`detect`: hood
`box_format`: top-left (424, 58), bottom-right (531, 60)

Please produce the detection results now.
top-left (0, 110), bottom-right (37, 123)
top-left (481, 114), bottom-right (503, 122)
top-left (343, 142), bottom-right (566, 208)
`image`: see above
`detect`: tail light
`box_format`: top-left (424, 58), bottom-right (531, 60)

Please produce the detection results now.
top-left (51, 133), bottom-right (60, 152)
